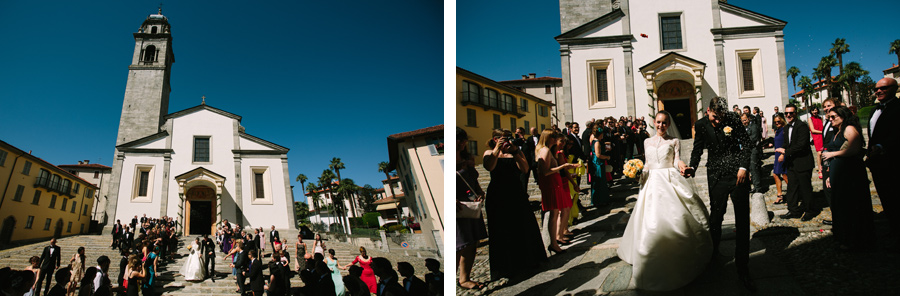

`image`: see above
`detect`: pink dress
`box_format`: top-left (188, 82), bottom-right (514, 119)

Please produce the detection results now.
top-left (810, 116), bottom-right (824, 152)
top-left (351, 256), bottom-right (377, 293)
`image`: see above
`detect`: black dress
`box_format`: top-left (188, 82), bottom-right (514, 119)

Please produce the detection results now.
top-left (824, 127), bottom-right (875, 248)
top-left (126, 277), bottom-right (139, 296)
top-left (456, 159), bottom-right (487, 251)
top-left (485, 158), bottom-right (547, 280)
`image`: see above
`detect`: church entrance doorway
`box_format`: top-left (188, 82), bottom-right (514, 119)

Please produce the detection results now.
top-left (657, 80), bottom-right (697, 139)
top-left (0, 216), bottom-right (15, 245)
top-left (185, 186), bottom-right (216, 235)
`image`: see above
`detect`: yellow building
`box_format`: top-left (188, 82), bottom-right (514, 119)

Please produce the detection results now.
top-left (0, 140), bottom-right (98, 245)
top-left (457, 67), bottom-right (554, 164)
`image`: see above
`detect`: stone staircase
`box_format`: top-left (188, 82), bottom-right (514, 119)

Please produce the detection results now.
top-left (0, 233), bottom-right (429, 295)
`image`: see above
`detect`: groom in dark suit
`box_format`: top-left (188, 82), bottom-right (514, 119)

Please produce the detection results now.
top-left (686, 96), bottom-right (754, 291)
top-left (37, 238), bottom-right (61, 296)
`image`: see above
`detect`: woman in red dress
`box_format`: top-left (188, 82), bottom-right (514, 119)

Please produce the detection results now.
top-left (345, 246), bottom-right (377, 294)
top-left (808, 107), bottom-right (825, 178)
top-left (536, 129), bottom-right (580, 255)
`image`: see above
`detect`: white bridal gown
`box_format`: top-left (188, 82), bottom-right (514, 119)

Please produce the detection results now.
top-left (181, 241), bottom-right (207, 281)
top-left (617, 135), bottom-right (713, 291)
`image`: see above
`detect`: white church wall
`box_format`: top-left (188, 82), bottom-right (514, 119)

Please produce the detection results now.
top-left (115, 155), bottom-right (165, 223)
top-left (133, 137), bottom-right (167, 149)
top-left (167, 110), bottom-right (239, 221)
top-left (568, 46), bottom-right (626, 124)
top-left (582, 17), bottom-right (624, 38)
top-left (239, 157), bottom-right (291, 229)
top-left (239, 137), bottom-right (271, 150)
top-left (722, 37), bottom-right (783, 118)
top-left (720, 9), bottom-right (766, 28)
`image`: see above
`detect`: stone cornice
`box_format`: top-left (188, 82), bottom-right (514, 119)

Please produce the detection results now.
top-left (556, 35), bottom-right (633, 47)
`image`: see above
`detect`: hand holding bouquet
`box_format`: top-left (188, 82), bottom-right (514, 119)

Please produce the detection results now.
top-left (623, 159), bottom-right (644, 178)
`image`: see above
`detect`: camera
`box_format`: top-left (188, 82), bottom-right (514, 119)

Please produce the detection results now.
top-left (510, 137), bottom-right (525, 146)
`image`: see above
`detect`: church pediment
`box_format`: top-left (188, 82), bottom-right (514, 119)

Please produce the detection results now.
top-left (719, 3), bottom-right (787, 28)
top-left (174, 167), bottom-right (226, 194)
top-left (639, 52), bottom-right (706, 91)
top-left (236, 132), bottom-right (289, 153)
top-left (116, 131), bottom-right (171, 152)
top-left (556, 9), bottom-right (626, 42)
top-left (165, 104), bottom-right (242, 121)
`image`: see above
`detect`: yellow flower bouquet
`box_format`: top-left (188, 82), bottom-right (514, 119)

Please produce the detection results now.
top-left (623, 159), bottom-right (644, 178)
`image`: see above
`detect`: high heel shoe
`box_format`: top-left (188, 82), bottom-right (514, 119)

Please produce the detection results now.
top-left (548, 245), bottom-right (567, 255)
top-left (557, 240), bottom-right (571, 245)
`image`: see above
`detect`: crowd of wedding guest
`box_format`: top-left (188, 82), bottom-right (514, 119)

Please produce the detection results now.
top-left (2, 212), bottom-right (444, 296)
top-left (456, 77), bottom-right (900, 287)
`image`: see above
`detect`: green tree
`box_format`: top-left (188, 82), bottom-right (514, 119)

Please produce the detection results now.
top-left (837, 61), bottom-right (868, 106)
top-left (329, 157), bottom-right (359, 220)
top-left (305, 182), bottom-right (320, 213)
top-left (294, 202), bottom-right (309, 225)
top-left (816, 56), bottom-right (838, 101)
top-left (830, 38), bottom-right (850, 75)
top-left (857, 75), bottom-right (877, 107)
top-left (798, 76), bottom-right (814, 110)
top-left (337, 178), bottom-right (359, 218)
top-left (359, 184), bottom-right (378, 212)
top-left (319, 169), bottom-right (346, 233)
top-left (377, 161), bottom-right (401, 219)
top-left (787, 66), bottom-right (800, 95)
top-left (890, 39), bottom-right (900, 67)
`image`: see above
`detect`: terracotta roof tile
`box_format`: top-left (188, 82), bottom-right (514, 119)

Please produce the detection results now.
top-left (58, 163), bottom-right (112, 169)
top-left (388, 124), bottom-right (443, 140)
top-left (498, 76), bottom-right (563, 83)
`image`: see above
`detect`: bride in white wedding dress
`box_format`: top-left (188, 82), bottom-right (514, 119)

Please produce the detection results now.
top-left (181, 237), bottom-right (207, 281)
top-left (617, 111), bottom-right (713, 291)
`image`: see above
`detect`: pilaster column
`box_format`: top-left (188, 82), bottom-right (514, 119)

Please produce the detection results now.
top-left (178, 193), bottom-right (185, 235)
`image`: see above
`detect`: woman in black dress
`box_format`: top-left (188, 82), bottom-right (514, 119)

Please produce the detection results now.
top-left (821, 106), bottom-right (875, 250)
top-left (456, 127), bottom-right (487, 290)
top-left (483, 129), bottom-right (547, 280)
top-left (125, 255), bottom-right (145, 296)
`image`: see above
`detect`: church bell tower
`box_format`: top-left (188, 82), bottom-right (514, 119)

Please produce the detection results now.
top-left (114, 10), bottom-right (174, 145)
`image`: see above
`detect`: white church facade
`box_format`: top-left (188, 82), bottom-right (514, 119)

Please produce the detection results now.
top-left (105, 12), bottom-right (295, 235)
top-left (557, 0), bottom-right (789, 137)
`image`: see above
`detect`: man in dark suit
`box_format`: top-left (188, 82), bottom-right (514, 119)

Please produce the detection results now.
top-left (687, 96), bottom-right (754, 291)
top-left (371, 257), bottom-right (407, 296)
top-left (140, 214), bottom-right (147, 225)
top-left (37, 238), bottom-right (61, 296)
top-left (867, 78), bottom-right (900, 241)
top-left (741, 113), bottom-right (764, 193)
top-left (230, 246), bottom-right (248, 294)
top-left (111, 220), bottom-right (122, 250)
top-left (131, 215), bottom-right (138, 229)
top-left (269, 226), bottom-right (280, 252)
top-left (397, 262), bottom-right (426, 295)
top-left (820, 98), bottom-right (842, 225)
top-left (567, 122), bottom-right (587, 185)
top-left (581, 120), bottom-right (593, 157)
top-left (313, 261), bottom-right (337, 296)
top-left (202, 234), bottom-right (216, 281)
top-left (772, 106), bottom-right (785, 129)
top-left (246, 250), bottom-right (264, 296)
top-left (775, 104), bottom-right (815, 221)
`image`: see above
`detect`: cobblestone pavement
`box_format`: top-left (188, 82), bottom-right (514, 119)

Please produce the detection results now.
top-left (458, 141), bottom-right (900, 295)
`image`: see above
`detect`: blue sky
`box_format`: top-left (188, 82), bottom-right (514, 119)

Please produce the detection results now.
top-left (457, 0), bottom-right (900, 96)
top-left (0, 1), bottom-right (443, 203)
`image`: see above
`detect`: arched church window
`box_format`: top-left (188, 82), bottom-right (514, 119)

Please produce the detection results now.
top-left (151, 26), bottom-right (158, 34)
top-left (144, 45), bottom-right (156, 63)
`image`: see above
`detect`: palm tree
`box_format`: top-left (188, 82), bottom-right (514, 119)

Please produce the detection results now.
top-left (329, 157), bottom-right (357, 219)
top-left (305, 182), bottom-right (320, 212)
top-left (295, 173), bottom-right (308, 201)
top-left (817, 56), bottom-right (838, 101)
top-left (838, 62), bottom-right (869, 106)
top-left (830, 38), bottom-right (850, 75)
top-left (798, 76), bottom-right (813, 109)
top-left (787, 66), bottom-right (800, 95)
top-left (890, 39), bottom-right (900, 67)
top-left (319, 169), bottom-right (346, 233)
top-left (337, 178), bottom-right (359, 218)
top-left (377, 161), bottom-right (401, 220)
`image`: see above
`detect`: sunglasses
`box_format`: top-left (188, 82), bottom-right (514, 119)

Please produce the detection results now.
top-left (784, 111), bottom-right (796, 115)
top-left (828, 115), bottom-right (837, 120)
top-left (875, 86), bottom-right (894, 91)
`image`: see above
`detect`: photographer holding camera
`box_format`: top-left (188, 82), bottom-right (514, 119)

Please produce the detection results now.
top-left (482, 129), bottom-right (548, 280)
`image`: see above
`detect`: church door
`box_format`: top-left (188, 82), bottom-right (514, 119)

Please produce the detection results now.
top-left (657, 80), bottom-right (697, 139)
top-left (185, 186), bottom-right (216, 235)
top-left (0, 216), bottom-right (15, 245)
